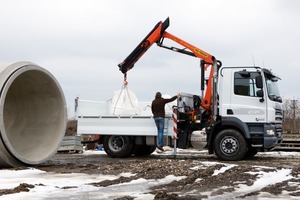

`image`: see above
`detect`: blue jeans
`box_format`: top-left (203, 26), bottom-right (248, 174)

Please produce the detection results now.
top-left (154, 117), bottom-right (165, 148)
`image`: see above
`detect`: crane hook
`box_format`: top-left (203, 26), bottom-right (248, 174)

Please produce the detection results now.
top-left (124, 73), bottom-right (128, 85)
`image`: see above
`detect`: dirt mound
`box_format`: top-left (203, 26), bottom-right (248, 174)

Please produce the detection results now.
top-left (0, 183), bottom-right (34, 196)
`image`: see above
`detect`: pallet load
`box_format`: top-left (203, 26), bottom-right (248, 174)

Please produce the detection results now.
top-left (57, 136), bottom-right (83, 153)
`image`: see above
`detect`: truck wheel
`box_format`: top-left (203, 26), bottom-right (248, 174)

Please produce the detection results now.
top-left (133, 145), bottom-right (156, 156)
top-left (214, 129), bottom-right (247, 161)
top-left (103, 135), bottom-right (134, 158)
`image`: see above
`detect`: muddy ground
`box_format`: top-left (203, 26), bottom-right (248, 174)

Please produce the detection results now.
top-left (2, 150), bottom-right (300, 199)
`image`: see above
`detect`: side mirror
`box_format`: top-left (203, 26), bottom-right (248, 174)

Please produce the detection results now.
top-left (257, 90), bottom-right (264, 97)
top-left (256, 90), bottom-right (264, 102)
top-left (255, 75), bottom-right (263, 88)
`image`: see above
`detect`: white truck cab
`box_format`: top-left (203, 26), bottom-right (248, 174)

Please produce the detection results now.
top-left (203, 66), bottom-right (283, 160)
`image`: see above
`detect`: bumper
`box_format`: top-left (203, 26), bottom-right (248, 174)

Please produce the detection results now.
top-left (264, 136), bottom-right (280, 150)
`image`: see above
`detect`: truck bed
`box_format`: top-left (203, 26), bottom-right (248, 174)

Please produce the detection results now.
top-left (76, 99), bottom-right (174, 137)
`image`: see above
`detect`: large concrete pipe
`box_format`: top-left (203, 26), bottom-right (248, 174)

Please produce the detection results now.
top-left (0, 61), bottom-right (67, 167)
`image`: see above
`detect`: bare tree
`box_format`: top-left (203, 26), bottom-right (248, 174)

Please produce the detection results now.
top-left (283, 98), bottom-right (300, 133)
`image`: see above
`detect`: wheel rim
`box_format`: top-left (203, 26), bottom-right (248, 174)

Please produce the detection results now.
top-left (220, 136), bottom-right (239, 154)
top-left (108, 136), bottom-right (124, 152)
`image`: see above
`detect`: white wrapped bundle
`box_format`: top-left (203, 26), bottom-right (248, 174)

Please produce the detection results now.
top-left (110, 85), bottom-right (141, 116)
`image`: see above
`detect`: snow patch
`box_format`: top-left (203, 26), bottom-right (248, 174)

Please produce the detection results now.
top-left (212, 164), bottom-right (236, 176)
top-left (0, 168), bottom-right (185, 200)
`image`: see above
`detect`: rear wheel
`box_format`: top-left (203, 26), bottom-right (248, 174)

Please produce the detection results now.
top-left (103, 135), bottom-right (134, 158)
top-left (214, 129), bottom-right (247, 161)
top-left (133, 145), bottom-right (156, 156)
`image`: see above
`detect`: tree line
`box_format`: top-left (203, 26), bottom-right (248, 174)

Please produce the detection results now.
top-left (283, 98), bottom-right (299, 133)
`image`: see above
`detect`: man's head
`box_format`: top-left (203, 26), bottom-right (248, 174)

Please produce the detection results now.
top-left (155, 92), bottom-right (162, 98)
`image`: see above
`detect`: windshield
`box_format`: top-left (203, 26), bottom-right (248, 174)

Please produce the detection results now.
top-left (265, 76), bottom-right (282, 102)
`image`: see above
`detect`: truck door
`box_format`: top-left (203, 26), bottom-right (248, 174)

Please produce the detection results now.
top-left (228, 69), bottom-right (267, 123)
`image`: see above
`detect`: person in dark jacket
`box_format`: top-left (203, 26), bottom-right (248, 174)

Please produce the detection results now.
top-left (151, 92), bottom-right (179, 151)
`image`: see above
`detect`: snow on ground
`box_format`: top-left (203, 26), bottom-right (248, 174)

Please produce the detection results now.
top-left (1, 150), bottom-right (300, 200)
top-left (0, 167), bottom-right (184, 200)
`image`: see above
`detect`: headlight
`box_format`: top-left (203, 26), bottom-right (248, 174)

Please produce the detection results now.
top-left (266, 130), bottom-right (275, 135)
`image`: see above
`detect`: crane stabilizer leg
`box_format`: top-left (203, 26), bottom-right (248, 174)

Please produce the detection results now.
top-left (118, 18), bottom-right (170, 74)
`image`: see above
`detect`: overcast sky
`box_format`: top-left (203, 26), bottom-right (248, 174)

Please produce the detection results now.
top-left (0, 0), bottom-right (299, 117)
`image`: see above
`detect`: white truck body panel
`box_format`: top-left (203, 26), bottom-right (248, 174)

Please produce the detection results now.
top-left (76, 99), bottom-right (174, 137)
top-left (219, 67), bottom-right (267, 123)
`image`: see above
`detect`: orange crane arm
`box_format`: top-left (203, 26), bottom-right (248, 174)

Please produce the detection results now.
top-left (157, 31), bottom-right (217, 110)
top-left (118, 17), bottom-right (220, 111)
top-left (160, 31), bottom-right (214, 64)
top-left (118, 18), bottom-right (170, 74)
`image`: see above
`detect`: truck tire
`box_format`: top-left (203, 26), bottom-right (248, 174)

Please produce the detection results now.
top-left (214, 129), bottom-right (247, 161)
top-left (103, 135), bottom-right (134, 158)
top-left (133, 145), bottom-right (156, 156)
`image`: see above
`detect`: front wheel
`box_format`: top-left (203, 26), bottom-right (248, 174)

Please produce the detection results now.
top-left (214, 129), bottom-right (247, 161)
top-left (103, 135), bottom-right (134, 158)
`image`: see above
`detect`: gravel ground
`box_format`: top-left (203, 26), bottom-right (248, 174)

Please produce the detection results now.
top-left (2, 149), bottom-right (300, 199)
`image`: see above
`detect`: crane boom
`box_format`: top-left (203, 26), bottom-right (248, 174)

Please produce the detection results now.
top-left (118, 18), bottom-right (170, 74)
top-left (118, 17), bottom-right (221, 111)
